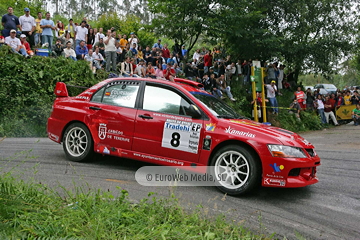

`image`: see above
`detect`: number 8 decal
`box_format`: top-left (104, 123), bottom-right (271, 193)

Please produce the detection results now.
top-left (170, 132), bottom-right (181, 147)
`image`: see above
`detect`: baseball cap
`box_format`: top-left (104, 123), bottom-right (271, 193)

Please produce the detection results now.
top-left (130, 32), bottom-right (134, 35)
top-left (271, 80), bottom-right (276, 83)
top-left (10, 29), bottom-right (16, 33)
top-left (24, 7), bottom-right (30, 11)
top-left (20, 34), bottom-right (26, 38)
top-left (158, 39), bottom-right (161, 41)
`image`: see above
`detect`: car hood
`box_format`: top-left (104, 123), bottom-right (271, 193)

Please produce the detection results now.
top-left (224, 119), bottom-right (314, 148)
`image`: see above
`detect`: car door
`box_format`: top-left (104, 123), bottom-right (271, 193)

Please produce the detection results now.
top-left (87, 80), bottom-right (141, 153)
top-left (132, 83), bottom-right (204, 163)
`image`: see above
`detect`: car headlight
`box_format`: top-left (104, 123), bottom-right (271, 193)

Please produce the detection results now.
top-left (268, 145), bottom-right (307, 158)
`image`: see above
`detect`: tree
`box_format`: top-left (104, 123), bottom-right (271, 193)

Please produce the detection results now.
top-left (148, 0), bottom-right (219, 56)
top-left (261, 0), bottom-right (360, 82)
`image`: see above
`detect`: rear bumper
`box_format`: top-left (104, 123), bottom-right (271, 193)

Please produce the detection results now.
top-left (47, 117), bottom-right (65, 143)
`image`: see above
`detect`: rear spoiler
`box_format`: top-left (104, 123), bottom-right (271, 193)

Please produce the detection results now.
top-left (174, 78), bottom-right (204, 89)
top-left (54, 82), bottom-right (69, 97)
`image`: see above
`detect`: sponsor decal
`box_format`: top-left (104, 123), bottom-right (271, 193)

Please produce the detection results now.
top-left (108, 129), bottom-right (123, 135)
top-left (266, 174), bottom-right (284, 179)
top-left (75, 96), bottom-right (88, 99)
top-left (103, 147), bottom-right (110, 154)
top-left (161, 119), bottom-right (202, 153)
top-left (205, 123), bottom-right (216, 131)
top-left (98, 123), bottom-right (107, 140)
top-left (224, 126), bottom-right (256, 138)
top-left (270, 163), bottom-right (284, 173)
top-left (133, 152), bottom-right (184, 166)
top-left (264, 178), bottom-right (286, 186)
top-left (105, 92), bottom-right (111, 96)
top-left (152, 113), bottom-right (191, 122)
top-left (229, 120), bottom-right (260, 126)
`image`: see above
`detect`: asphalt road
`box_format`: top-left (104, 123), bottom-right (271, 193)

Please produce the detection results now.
top-left (0, 123), bottom-right (359, 240)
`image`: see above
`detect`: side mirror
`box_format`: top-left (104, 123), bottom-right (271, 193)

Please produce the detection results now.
top-left (188, 104), bottom-right (202, 119)
top-left (54, 82), bottom-right (69, 97)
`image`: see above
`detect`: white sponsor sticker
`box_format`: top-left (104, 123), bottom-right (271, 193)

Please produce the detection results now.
top-left (98, 123), bottom-right (107, 140)
top-left (264, 178), bottom-right (286, 186)
top-left (161, 119), bottom-right (202, 153)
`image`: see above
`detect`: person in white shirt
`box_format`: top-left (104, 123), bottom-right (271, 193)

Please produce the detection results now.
top-left (121, 57), bottom-right (134, 77)
top-left (192, 49), bottom-right (201, 62)
top-left (277, 64), bottom-right (285, 95)
top-left (93, 27), bottom-right (105, 47)
top-left (225, 62), bottom-right (236, 85)
top-left (104, 29), bottom-right (117, 72)
top-left (74, 20), bottom-right (88, 47)
top-left (134, 60), bottom-right (146, 77)
top-left (63, 41), bottom-right (76, 61)
top-left (85, 48), bottom-right (101, 74)
top-left (19, 8), bottom-right (36, 47)
top-left (5, 29), bottom-right (28, 57)
top-left (235, 59), bottom-right (242, 81)
top-left (128, 32), bottom-right (139, 50)
top-left (92, 46), bottom-right (105, 67)
top-left (265, 80), bottom-right (278, 114)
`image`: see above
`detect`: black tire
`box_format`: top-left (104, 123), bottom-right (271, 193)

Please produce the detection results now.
top-left (62, 122), bottom-right (94, 162)
top-left (210, 145), bottom-right (261, 195)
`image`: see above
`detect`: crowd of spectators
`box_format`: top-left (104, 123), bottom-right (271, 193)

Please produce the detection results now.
top-left (290, 85), bottom-right (360, 126)
top-left (2, 6), bottom-right (360, 123)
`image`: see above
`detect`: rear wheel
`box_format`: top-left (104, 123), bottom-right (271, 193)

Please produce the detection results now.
top-left (210, 145), bottom-right (261, 195)
top-left (63, 123), bottom-right (94, 162)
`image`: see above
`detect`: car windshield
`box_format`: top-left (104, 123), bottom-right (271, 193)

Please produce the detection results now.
top-left (191, 92), bottom-right (245, 119)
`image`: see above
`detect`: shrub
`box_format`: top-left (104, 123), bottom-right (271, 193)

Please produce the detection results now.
top-left (0, 45), bottom-right (101, 137)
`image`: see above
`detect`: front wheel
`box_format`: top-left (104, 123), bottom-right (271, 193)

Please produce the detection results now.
top-left (63, 123), bottom-right (94, 162)
top-left (210, 145), bottom-right (261, 195)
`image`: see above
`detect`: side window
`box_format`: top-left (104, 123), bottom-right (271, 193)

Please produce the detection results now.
top-left (143, 85), bottom-right (191, 115)
top-left (91, 88), bottom-right (105, 103)
top-left (91, 82), bottom-right (139, 108)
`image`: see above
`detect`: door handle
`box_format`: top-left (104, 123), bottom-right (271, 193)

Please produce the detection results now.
top-left (89, 106), bottom-right (102, 110)
top-left (138, 114), bottom-right (153, 119)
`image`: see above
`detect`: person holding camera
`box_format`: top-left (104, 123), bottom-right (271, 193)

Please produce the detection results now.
top-left (163, 63), bottom-right (176, 82)
top-left (128, 32), bottom-right (139, 50)
top-left (104, 29), bottom-right (117, 72)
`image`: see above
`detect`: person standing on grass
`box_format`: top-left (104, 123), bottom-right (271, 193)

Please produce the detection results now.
top-left (104, 29), bottom-right (117, 73)
top-left (265, 80), bottom-right (279, 114)
top-left (315, 94), bottom-right (326, 124)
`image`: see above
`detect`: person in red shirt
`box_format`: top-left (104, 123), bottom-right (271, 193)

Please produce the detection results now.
top-left (324, 95), bottom-right (339, 125)
top-left (162, 43), bottom-right (170, 61)
top-left (146, 62), bottom-right (156, 78)
top-left (294, 87), bottom-right (306, 110)
top-left (203, 50), bottom-right (213, 74)
top-left (163, 63), bottom-right (176, 82)
top-left (19, 34), bottom-right (34, 56)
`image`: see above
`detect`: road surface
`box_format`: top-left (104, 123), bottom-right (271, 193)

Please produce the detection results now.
top-left (0, 123), bottom-right (359, 239)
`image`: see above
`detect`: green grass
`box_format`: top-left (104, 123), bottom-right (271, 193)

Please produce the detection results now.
top-left (0, 171), bottom-right (272, 240)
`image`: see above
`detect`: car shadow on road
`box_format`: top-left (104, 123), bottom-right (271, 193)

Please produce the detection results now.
top-left (84, 154), bottom-right (316, 200)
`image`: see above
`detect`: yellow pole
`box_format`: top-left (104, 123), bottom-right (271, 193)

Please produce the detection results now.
top-left (261, 67), bottom-right (267, 123)
top-left (251, 67), bottom-right (258, 122)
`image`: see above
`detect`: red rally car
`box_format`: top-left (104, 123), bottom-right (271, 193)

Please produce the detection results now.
top-left (47, 77), bottom-right (320, 195)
